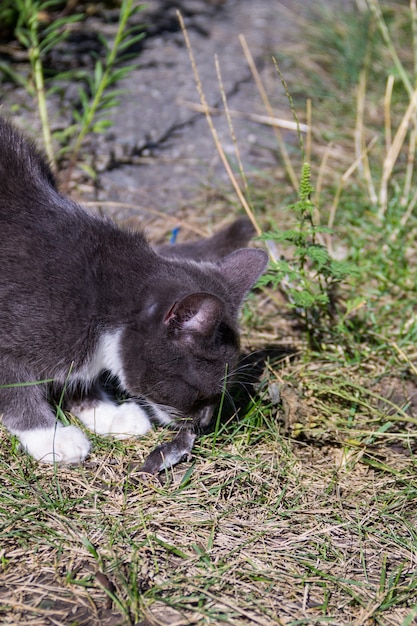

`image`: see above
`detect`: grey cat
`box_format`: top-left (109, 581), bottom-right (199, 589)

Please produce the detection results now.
top-left (0, 117), bottom-right (268, 464)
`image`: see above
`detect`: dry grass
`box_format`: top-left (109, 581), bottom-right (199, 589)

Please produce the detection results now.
top-left (2, 389), bottom-right (417, 625)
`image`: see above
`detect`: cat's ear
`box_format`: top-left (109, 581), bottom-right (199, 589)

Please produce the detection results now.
top-left (216, 248), bottom-right (268, 305)
top-left (164, 293), bottom-right (224, 337)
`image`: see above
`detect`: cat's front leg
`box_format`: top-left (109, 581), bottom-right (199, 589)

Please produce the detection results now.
top-left (68, 388), bottom-right (153, 439)
top-left (0, 377), bottom-right (90, 463)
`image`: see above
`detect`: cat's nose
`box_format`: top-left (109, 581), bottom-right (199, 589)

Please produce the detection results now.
top-left (197, 405), bottom-right (214, 429)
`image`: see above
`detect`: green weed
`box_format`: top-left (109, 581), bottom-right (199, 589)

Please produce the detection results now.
top-left (259, 163), bottom-right (360, 350)
top-left (0, 0), bottom-right (144, 181)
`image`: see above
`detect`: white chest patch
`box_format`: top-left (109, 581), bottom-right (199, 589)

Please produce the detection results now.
top-left (74, 329), bottom-right (126, 386)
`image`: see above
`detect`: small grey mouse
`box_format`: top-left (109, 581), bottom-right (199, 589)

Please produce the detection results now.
top-left (139, 430), bottom-right (197, 474)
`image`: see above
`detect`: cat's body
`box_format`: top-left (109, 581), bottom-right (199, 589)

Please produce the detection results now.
top-left (0, 117), bottom-right (267, 464)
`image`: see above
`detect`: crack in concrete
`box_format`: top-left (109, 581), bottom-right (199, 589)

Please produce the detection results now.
top-left (106, 69), bottom-right (255, 169)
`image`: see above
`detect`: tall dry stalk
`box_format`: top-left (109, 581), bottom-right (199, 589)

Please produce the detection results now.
top-left (379, 86), bottom-right (417, 216)
top-left (177, 11), bottom-right (262, 237)
top-left (239, 34), bottom-right (299, 193)
top-left (365, 0), bottom-right (417, 218)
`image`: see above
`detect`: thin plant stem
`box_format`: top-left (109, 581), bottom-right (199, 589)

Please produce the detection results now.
top-left (355, 21), bottom-right (378, 206)
top-left (214, 54), bottom-right (249, 194)
top-left (384, 74), bottom-right (395, 153)
top-left (412, 0), bottom-right (417, 85)
top-left (367, 0), bottom-right (413, 97)
top-left (177, 100), bottom-right (307, 132)
top-left (402, 0), bottom-right (417, 209)
top-left (379, 85), bottom-right (417, 216)
top-left (355, 69), bottom-right (367, 176)
top-left (32, 50), bottom-right (56, 171)
top-left (273, 56), bottom-right (305, 160)
top-left (357, 69), bottom-right (377, 205)
top-left (305, 98), bottom-right (312, 165)
top-left (63, 0), bottom-right (135, 187)
top-left (239, 34), bottom-right (299, 192)
top-left (19, 3), bottom-right (56, 170)
top-left (401, 122), bottom-right (416, 206)
top-left (392, 342), bottom-right (417, 377)
top-left (399, 185), bottom-right (417, 227)
top-left (177, 11), bottom-right (263, 239)
top-left (314, 141), bottom-right (333, 210)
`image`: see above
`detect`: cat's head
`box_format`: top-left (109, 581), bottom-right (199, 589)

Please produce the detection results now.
top-left (120, 248), bottom-right (268, 427)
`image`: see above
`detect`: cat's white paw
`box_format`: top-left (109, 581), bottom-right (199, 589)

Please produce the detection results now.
top-left (14, 424), bottom-right (90, 464)
top-left (75, 400), bottom-right (152, 439)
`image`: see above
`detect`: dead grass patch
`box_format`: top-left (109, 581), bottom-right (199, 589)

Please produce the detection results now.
top-left (2, 389), bottom-right (417, 626)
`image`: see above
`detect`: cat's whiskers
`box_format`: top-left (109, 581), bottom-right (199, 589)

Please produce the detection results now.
top-left (222, 388), bottom-right (238, 415)
top-left (221, 361), bottom-right (257, 389)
